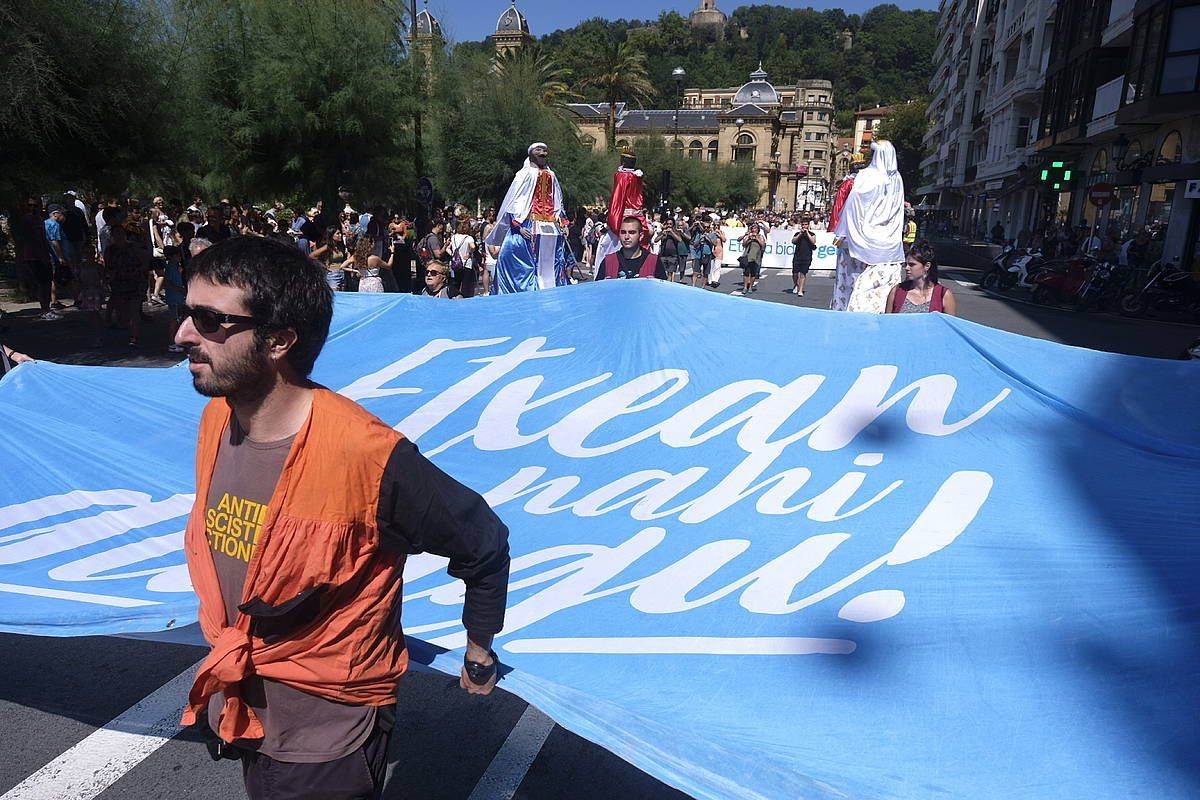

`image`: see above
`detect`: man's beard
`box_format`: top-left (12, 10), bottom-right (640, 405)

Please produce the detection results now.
top-left (188, 342), bottom-right (273, 401)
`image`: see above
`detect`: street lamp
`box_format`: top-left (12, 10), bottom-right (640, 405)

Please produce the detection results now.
top-left (771, 150), bottom-right (782, 210)
top-left (672, 66), bottom-right (686, 146)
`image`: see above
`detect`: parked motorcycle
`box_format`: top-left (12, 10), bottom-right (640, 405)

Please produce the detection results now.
top-left (981, 243), bottom-right (1042, 292)
top-left (1118, 260), bottom-right (1200, 321)
top-left (980, 242), bottom-right (1018, 291)
top-left (1030, 257), bottom-right (1089, 306)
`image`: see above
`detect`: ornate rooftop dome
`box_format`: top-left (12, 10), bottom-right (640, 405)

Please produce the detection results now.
top-left (732, 65), bottom-right (779, 106)
top-left (414, 3), bottom-right (442, 39)
top-left (496, 2), bottom-right (529, 34)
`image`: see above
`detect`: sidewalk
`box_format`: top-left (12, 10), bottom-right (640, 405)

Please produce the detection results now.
top-left (1, 276), bottom-right (178, 368)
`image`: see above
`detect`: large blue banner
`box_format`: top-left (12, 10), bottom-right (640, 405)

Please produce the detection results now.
top-left (2, 281), bottom-right (1198, 799)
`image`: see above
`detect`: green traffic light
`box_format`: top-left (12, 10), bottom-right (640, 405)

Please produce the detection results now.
top-left (1052, 161), bottom-right (1064, 168)
top-left (1063, 170), bottom-right (1072, 180)
top-left (1053, 182), bottom-right (1061, 189)
top-left (1041, 169), bottom-right (1049, 180)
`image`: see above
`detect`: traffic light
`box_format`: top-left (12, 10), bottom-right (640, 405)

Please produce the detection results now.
top-left (1038, 160), bottom-right (1073, 191)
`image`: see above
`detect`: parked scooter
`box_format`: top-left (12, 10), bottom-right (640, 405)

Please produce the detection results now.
top-left (1119, 259), bottom-right (1200, 320)
top-left (981, 242), bottom-right (1042, 292)
top-left (981, 242), bottom-right (1018, 291)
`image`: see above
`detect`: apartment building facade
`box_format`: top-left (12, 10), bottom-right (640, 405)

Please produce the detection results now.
top-left (921, 0), bottom-right (1200, 274)
top-left (1035, 0), bottom-right (1200, 273)
top-left (916, 0), bottom-right (1056, 241)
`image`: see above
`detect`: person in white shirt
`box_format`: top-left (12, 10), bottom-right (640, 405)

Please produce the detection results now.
top-left (449, 220), bottom-right (478, 298)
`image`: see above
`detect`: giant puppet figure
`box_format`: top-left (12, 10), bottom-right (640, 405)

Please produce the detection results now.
top-left (487, 142), bottom-right (574, 294)
top-left (593, 151), bottom-right (650, 270)
top-left (827, 150), bottom-right (867, 310)
top-left (831, 141), bottom-right (906, 313)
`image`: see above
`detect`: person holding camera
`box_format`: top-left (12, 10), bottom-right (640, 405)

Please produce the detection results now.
top-left (790, 216), bottom-right (817, 296)
top-left (655, 216), bottom-right (684, 282)
top-left (734, 224), bottom-right (765, 296)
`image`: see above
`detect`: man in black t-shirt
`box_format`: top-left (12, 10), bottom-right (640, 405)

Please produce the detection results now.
top-left (596, 217), bottom-right (666, 280)
top-left (790, 216), bottom-right (817, 297)
top-left (416, 219), bottom-right (447, 293)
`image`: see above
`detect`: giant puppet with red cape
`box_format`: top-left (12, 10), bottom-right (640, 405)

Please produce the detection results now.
top-left (592, 151), bottom-right (651, 269)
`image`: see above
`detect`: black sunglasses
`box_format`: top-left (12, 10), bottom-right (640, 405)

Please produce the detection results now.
top-left (178, 305), bottom-right (257, 334)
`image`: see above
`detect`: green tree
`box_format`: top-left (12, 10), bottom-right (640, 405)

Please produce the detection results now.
top-left (170, 0), bottom-right (415, 215)
top-left (578, 41), bottom-right (656, 152)
top-left (0, 0), bottom-right (178, 203)
top-left (432, 49), bottom-right (607, 211)
top-left (875, 100), bottom-right (929, 198)
top-left (492, 44), bottom-right (577, 109)
top-left (624, 137), bottom-right (756, 210)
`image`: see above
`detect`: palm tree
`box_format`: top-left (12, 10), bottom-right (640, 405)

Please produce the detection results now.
top-left (578, 41), bottom-right (656, 151)
top-left (492, 44), bottom-right (577, 110)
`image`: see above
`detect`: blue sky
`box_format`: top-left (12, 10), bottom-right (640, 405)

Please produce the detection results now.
top-left (429, 0), bottom-right (939, 44)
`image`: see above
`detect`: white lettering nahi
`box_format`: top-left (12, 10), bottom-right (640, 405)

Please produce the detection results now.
top-left (0, 337), bottom-right (1009, 653)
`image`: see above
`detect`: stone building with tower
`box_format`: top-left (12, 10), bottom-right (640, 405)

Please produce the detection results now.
top-left (414, 3), bottom-right (840, 211)
top-left (566, 67), bottom-right (837, 211)
top-left (689, 0), bottom-right (728, 35)
top-left (493, 1), bottom-right (532, 55)
top-left (411, 2), bottom-right (443, 90)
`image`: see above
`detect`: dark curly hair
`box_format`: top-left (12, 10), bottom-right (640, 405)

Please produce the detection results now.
top-left (906, 240), bottom-right (940, 285)
top-left (187, 236), bottom-right (333, 377)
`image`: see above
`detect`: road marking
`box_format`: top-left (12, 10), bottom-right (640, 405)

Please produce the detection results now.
top-left (466, 705), bottom-right (556, 800)
top-left (1, 660), bottom-right (200, 800)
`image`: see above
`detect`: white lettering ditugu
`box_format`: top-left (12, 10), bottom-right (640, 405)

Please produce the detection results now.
top-left (0, 336), bottom-right (1008, 654)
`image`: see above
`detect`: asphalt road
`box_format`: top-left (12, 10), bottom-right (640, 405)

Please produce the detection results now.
top-left (0, 264), bottom-right (1195, 800)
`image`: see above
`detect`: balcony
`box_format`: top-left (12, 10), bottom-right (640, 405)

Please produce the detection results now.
top-left (1000, 7), bottom-right (1026, 46)
top-left (795, 98), bottom-right (835, 111)
top-left (1102, 0), bottom-right (1136, 46)
top-left (1085, 75), bottom-right (1124, 138)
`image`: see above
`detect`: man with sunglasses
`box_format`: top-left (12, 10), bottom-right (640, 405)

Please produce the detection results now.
top-left (174, 237), bottom-right (510, 800)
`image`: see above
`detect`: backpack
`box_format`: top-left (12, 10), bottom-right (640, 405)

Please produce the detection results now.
top-left (449, 236), bottom-right (467, 275)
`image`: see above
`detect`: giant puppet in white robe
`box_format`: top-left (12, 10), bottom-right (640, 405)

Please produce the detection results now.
top-left (486, 142), bottom-right (574, 294)
top-left (831, 140), bottom-right (907, 313)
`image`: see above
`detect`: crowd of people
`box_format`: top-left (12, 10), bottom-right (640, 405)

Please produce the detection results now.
top-left (3, 141), bottom-right (952, 361)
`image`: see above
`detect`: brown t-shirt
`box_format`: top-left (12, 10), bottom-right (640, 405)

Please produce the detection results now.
top-left (204, 415), bottom-right (377, 763)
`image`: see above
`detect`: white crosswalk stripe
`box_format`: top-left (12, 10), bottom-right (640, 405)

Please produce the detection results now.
top-left (467, 706), bottom-right (556, 800)
top-left (1, 660), bottom-right (201, 800)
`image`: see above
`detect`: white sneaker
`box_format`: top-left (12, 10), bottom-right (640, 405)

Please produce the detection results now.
top-left (792, 287), bottom-right (800, 295)
top-left (799, 290), bottom-right (805, 297)
top-left (731, 289), bottom-right (744, 296)
top-left (40, 310), bottom-right (63, 321)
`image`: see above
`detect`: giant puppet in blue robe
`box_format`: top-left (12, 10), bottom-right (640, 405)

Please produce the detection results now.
top-left (486, 142), bottom-right (574, 294)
